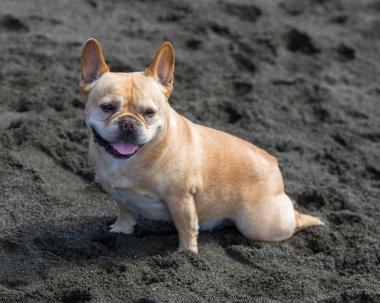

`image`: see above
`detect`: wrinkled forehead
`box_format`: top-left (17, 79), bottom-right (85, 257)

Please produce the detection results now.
top-left (88, 72), bottom-right (165, 105)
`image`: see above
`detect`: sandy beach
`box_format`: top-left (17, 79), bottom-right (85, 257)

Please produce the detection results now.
top-left (0, 0), bottom-right (379, 302)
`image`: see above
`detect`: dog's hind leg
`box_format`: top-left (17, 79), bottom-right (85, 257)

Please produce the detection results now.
top-left (234, 194), bottom-right (323, 242)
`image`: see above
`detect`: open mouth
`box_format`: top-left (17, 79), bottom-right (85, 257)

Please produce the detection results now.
top-left (91, 127), bottom-right (143, 159)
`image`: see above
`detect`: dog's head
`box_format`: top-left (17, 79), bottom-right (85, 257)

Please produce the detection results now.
top-left (80, 39), bottom-right (175, 159)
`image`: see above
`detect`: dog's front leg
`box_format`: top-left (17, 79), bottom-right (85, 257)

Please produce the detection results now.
top-left (109, 202), bottom-right (136, 235)
top-left (166, 193), bottom-right (199, 253)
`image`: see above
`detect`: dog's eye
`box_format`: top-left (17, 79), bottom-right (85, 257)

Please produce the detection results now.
top-left (144, 109), bottom-right (155, 117)
top-left (100, 104), bottom-right (115, 113)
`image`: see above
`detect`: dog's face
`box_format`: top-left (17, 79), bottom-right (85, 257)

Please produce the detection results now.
top-left (80, 39), bottom-right (175, 159)
top-left (85, 72), bottom-right (167, 159)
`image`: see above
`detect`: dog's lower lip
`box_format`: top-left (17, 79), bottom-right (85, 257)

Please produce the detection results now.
top-left (91, 127), bottom-right (142, 159)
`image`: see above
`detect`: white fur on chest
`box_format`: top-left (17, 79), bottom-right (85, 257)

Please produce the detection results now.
top-left (108, 188), bottom-right (172, 221)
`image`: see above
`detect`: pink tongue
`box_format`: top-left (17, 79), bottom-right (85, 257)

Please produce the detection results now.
top-left (111, 141), bottom-right (139, 155)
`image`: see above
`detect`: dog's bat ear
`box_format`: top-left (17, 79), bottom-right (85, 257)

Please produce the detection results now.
top-left (80, 38), bottom-right (110, 94)
top-left (145, 42), bottom-right (175, 96)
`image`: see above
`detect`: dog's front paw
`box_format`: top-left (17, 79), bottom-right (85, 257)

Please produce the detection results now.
top-left (109, 218), bottom-right (135, 235)
top-left (178, 244), bottom-right (198, 254)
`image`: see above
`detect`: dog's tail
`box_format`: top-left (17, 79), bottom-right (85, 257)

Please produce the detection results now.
top-left (294, 211), bottom-right (324, 233)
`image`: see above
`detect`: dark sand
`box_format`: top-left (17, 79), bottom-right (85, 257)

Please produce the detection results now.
top-left (1, 0), bottom-right (380, 302)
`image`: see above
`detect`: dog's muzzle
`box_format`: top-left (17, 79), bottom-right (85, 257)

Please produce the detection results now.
top-left (91, 127), bottom-right (143, 159)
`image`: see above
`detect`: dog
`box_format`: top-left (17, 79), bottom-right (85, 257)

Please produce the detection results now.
top-left (80, 38), bottom-right (323, 253)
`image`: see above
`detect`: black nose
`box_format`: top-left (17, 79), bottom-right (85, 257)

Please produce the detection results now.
top-left (119, 118), bottom-right (138, 131)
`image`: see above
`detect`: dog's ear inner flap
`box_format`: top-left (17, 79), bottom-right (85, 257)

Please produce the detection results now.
top-left (145, 42), bottom-right (175, 94)
top-left (80, 38), bottom-right (110, 90)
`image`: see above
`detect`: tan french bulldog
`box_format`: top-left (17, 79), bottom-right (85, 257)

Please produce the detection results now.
top-left (80, 38), bottom-right (323, 253)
